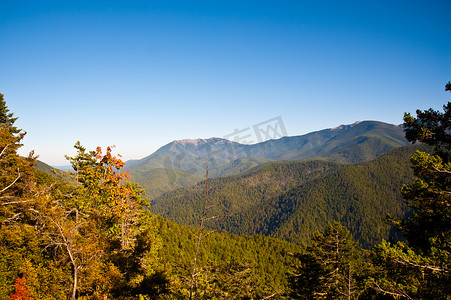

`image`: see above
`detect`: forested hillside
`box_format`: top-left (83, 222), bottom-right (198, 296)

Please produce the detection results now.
top-left (129, 168), bottom-right (204, 200)
top-left (151, 214), bottom-right (302, 298)
top-left (270, 145), bottom-right (419, 248)
top-left (150, 145), bottom-right (421, 248)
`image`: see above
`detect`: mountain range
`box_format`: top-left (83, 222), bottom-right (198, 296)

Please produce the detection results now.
top-left (126, 120), bottom-right (409, 198)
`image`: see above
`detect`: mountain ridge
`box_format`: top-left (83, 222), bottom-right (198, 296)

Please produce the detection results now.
top-left (126, 120), bottom-right (408, 172)
top-left (125, 120), bottom-right (409, 198)
top-left (127, 120), bottom-right (404, 167)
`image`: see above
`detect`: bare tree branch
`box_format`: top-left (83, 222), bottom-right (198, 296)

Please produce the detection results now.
top-left (0, 144), bottom-right (10, 158)
top-left (1, 199), bottom-right (33, 206)
top-left (200, 229), bottom-right (221, 241)
top-left (47, 216), bottom-right (80, 300)
top-left (370, 279), bottom-right (414, 300)
top-left (262, 292), bottom-right (279, 300)
top-left (203, 215), bottom-right (228, 222)
top-left (1, 168), bottom-right (20, 193)
top-left (432, 165), bottom-right (451, 174)
top-left (3, 212), bottom-right (22, 223)
top-left (190, 159), bottom-right (230, 300)
top-left (394, 256), bottom-right (448, 273)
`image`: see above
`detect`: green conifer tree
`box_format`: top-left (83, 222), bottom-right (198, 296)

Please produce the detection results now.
top-left (0, 93), bottom-right (20, 135)
top-left (0, 93), bottom-right (36, 223)
top-left (371, 82), bottom-right (451, 298)
top-left (289, 222), bottom-right (368, 299)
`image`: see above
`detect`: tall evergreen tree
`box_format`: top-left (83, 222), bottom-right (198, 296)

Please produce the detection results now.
top-left (0, 93), bottom-right (20, 135)
top-left (0, 95), bottom-right (64, 299)
top-left (289, 222), bottom-right (368, 299)
top-left (400, 81), bottom-right (451, 252)
top-left (0, 93), bottom-right (36, 224)
top-left (371, 82), bottom-right (451, 298)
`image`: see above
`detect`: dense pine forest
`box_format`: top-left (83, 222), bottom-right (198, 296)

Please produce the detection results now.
top-left (1, 83), bottom-right (450, 299)
top-left (150, 146), bottom-right (421, 249)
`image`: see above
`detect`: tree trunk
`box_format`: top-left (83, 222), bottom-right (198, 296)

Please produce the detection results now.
top-left (72, 266), bottom-right (78, 300)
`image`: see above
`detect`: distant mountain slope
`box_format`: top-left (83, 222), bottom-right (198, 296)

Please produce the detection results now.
top-left (125, 138), bottom-right (241, 198)
top-left (127, 121), bottom-right (409, 198)
top-left (215, 156), bottom-right (270, 177)
top-left (150, 159), bottom-right (344, 225)
top-left (125, 137), bottom-right (244, 177)
top-left (34, 160), bottom-right (73, 182)
top-left (128, 168), bottom-right (203, 200)
top-left (150, 145), bottom-right (422, 248)
top-left (35, 160), bottom-right (56, 174)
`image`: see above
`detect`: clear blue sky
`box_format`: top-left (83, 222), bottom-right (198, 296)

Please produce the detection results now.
top-left (1, 0), bottom-right (450, 166)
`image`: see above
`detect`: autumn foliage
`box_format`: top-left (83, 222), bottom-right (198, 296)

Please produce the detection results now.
top-left (10, 276), bottom-right (33, 300)
top-left (76, 144), bottom-right (132, 217)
